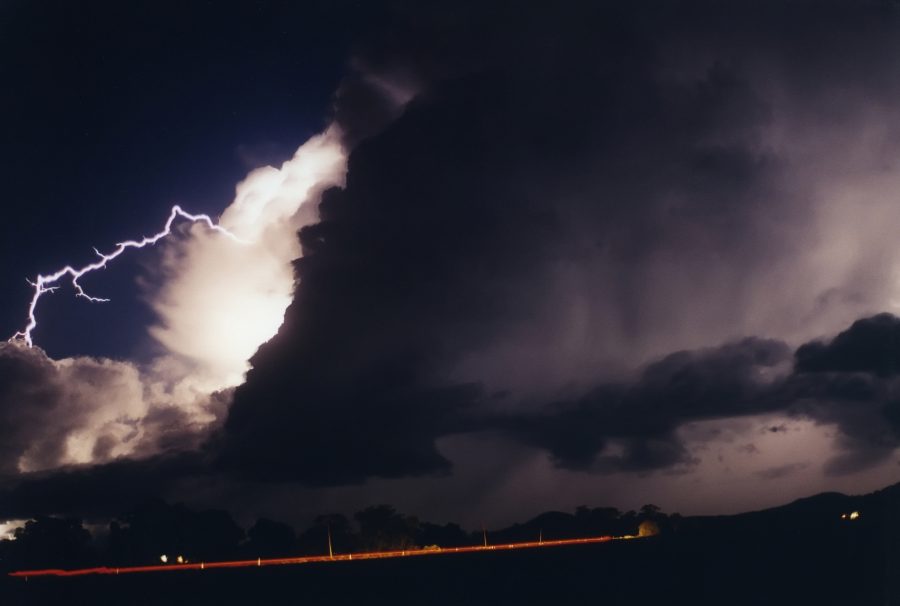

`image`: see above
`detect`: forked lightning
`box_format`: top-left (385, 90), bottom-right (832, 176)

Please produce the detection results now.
top-left (9, 205), bottom-right (245, 347)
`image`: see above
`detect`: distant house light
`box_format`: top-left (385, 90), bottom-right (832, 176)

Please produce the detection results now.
top-left (160, 554), bottom-right (168, 563)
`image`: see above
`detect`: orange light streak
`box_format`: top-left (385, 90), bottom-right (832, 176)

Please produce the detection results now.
top-left (8, 534), bottom-right (636, 579)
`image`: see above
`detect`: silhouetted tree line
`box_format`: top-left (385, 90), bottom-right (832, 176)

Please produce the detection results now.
top-left (0, 500), bottom-right (676, 572)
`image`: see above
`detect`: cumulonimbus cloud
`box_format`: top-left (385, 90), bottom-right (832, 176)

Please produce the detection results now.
top-left (1, 126), bottom-right (349, 474)
top-left (148, 126), bottom-right (347, 392)
top-left (11, 2), bottom-right (900, 522)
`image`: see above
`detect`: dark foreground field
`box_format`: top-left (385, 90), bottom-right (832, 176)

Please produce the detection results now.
top-left (3, 509), bottom-right (898, 606)
top-left (4, 483), bottom-right (900, 606)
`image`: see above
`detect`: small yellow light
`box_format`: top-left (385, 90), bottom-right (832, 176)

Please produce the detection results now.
top-left (160, 554), bottom-right (168, 563)
top-left (176, 555), bottom-right (184, 564)
top-left (841, 514), bottom-right (847, 519)
top-left (849, 511), bottom-right (860, 520)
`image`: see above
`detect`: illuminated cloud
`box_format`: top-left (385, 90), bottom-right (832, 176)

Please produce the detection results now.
top-left (0, 520), bottom-right (24, 541)
top-left (148, 126), bottom-right (347, 392)
top-left (0, 341), bottom-right (231, 474)
top-left (0, 343), bottom-right (142, 473)
top-left (1, 127), bottom-right (348, 474)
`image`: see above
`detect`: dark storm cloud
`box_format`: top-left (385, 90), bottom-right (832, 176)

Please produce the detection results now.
top-left (502, 338), bottom-right (791, 472)
top-left (220, 2), bottom-right (781, 482)
top-left (728, 319), bottom-right (900, 474)
top-left (780, 318), bottom-right (900, 474)
top-left (504, 316), bottom-right (900, 476)
top-left (11, 312), bottom-right (900, 520)
top-left (12, 1), bottom-right (900, 524)
top-left (0, 452), bottom-right (206, 520)
top-left (796, 314), bottom-right (900, 376)
top-left (218, 374), bottom-right (480, 484)
top-left (215, 1), bottom-right (900, 487)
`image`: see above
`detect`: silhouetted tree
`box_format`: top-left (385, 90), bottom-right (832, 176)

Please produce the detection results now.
top-left (417, 522), bottom-right (468, 547)
top-left (0, 538), bottom-right (12, 572)
top-left (190, 508), bottom-right (245, 560)
top-left (297, 514), bottom-right (355, 555)
top-left (6, 516), bottom-right (93, 569)
top-left (637, 504), bottom-right (675, 534)
top-left (618, 510), bottom-right (639, 535)
top-left (244, 518), bottom-right (297, 558)
top-left (1, 498), bottom-right (689, 573)
top-left (575, 506), bottom-right (622, 535)
top-left (107, 499), bottom-right (244, 565)
top-left (354, 505), bottom-right (419, 551)
top-left (640, 504), bottom-right (662, 518)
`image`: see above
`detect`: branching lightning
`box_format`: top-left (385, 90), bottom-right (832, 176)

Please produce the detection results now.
top-left (9, 205), bottom-right (246, 347)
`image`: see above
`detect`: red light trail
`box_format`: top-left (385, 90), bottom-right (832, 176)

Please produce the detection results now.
top-left (8, 534), bottom-right (637, 579)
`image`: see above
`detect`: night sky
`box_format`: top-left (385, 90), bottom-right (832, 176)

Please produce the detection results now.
top-left (4, 0), bottom-right (900, 532)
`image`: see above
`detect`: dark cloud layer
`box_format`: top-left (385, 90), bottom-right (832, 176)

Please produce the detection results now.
top-left (796, 314), bottom-right (900, 376)
top-left (221, 2), bottom-right (781, 484)
top-left (0, 453), bottom-right (205, 520)
top-left (9, 310), bottom-right (900, 519)
top-left (220, 1), bottom-right (900, 487)
top-left (505, 338), bottom-right (792, 472)
top-left (8, 1), bottom-right (900, 522)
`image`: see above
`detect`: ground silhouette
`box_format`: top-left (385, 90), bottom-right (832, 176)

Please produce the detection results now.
top-left (2, 483), bottom-right (899, 605)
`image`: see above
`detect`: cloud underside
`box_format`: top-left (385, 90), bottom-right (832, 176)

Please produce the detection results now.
top-left (5, 313), bottom-right (900, 519)
top-left (8, 2), bottom-right (900, 518)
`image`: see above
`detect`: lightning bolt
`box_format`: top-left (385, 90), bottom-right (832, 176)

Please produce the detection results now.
top-left (9, 205), bottom-right (247, 347)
